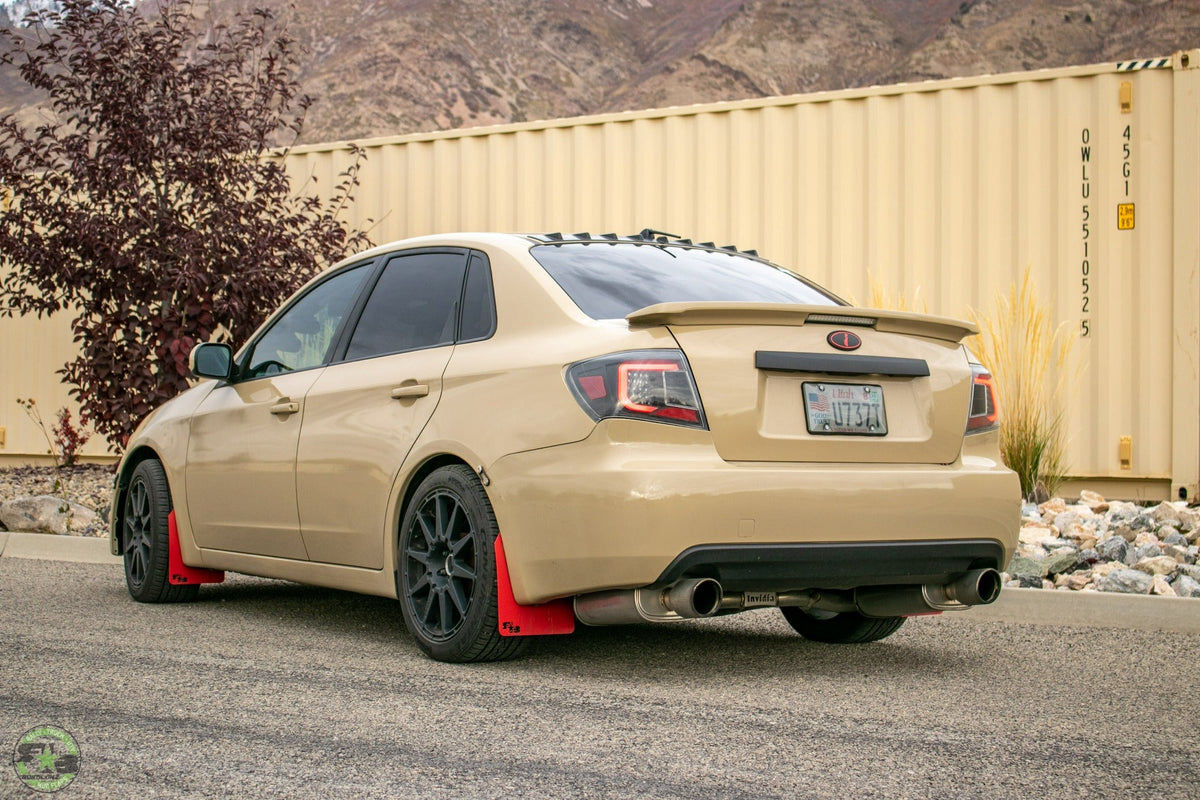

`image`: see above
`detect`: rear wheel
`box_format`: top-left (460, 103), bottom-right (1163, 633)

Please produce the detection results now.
top-left (122, 459), bottom-right (199, 603)
top-left (397, 465), bottom-right (527, 663)
top-left (780, 607), bottom-right (905, 643)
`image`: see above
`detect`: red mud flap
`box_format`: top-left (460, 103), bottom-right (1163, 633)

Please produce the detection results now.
top-left (168, 511), bottom-right (225, 585)
top-left (494, 535), bottom-right (574, 637)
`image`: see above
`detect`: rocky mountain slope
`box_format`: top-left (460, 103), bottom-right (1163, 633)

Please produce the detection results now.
top-left (2, 0), bottom-right (1198, 144)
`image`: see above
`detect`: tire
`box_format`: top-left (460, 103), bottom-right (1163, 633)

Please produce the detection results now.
top-left (397, 465), bottom-right (527, 663)
top-left (122, 459), bottom-right (199, 603)
top-left (780, 607), bottom-right (905, 643)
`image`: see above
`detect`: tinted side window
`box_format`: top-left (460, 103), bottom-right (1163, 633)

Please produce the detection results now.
top-left (459, 253), bottom-right (496, 342)
top-left (244, 264), bottom-right (368, 379)
top-left (345, 252), bottom-right (468, 360)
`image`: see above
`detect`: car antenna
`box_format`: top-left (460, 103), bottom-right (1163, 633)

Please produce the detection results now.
top-left (637, 228), bottom-right (680, 242)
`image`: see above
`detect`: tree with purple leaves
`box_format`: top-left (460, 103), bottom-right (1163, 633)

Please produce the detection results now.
top-left (0, 0), bottom-right (371, 448)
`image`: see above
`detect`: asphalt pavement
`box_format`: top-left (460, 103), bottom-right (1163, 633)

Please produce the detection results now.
top-left (2, 536), bottom-right (1199, 799)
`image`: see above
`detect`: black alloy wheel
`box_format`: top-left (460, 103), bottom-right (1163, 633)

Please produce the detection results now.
top-left (398, 465), bottom-right (527, 663)
top-left (122, 459), bottom-right (199, 603)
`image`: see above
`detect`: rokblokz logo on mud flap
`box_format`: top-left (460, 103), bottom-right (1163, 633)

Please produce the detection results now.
top-left (11, 725), bottom-right (80, 792)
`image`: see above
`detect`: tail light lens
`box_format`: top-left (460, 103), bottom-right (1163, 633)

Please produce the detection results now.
top-left (566, 350), bottom-right (707, 429)
top-left (966, 363), bottom-right (999, 434)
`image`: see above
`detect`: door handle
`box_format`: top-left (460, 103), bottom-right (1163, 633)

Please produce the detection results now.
top-left (269, 400), bottom-right (300, 415)
top-left (390, 384), bottom-right (430, 400)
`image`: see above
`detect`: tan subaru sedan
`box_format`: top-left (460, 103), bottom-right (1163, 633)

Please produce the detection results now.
top-left (111, 231), bottom-right (1020, 662)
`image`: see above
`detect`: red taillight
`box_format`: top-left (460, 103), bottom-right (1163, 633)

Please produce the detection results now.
top-left (567, 350), bottom-right (707, 428)
top-left (966, 363), bottom-right (999, 433)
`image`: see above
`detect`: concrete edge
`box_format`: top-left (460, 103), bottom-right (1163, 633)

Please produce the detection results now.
top-left (953, 587), bottom-right (1200, 634)
top-left (0, 530), bottom-right (120, 564)
top-left (1, 533), bottom-right (1196, 633)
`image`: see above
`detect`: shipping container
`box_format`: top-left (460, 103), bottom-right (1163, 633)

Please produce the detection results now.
top-left (3, 50), bottom-right (1197, 502)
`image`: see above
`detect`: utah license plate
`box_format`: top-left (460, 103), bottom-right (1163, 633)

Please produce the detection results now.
top-left (803, 382), bottom-right (888, 436)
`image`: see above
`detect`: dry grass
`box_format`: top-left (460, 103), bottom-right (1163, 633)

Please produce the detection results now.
top-left (859, 274), bottom-right (929, 313)
top-left (968, 267), bottom-right (1077, 500)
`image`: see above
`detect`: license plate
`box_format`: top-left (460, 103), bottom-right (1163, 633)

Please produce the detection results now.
top-left (803, 382), bottom-right (887, 436)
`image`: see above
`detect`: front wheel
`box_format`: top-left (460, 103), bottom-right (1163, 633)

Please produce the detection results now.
top-left (780, 607), bottom-right (905, 643)
top-left (122, 459), bottom-right (199, 603)
top-left (397, 465), bottom-right (527, 663)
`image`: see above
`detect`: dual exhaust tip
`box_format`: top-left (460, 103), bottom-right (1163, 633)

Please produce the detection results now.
top-left (574, 568), bottom-right (1002, 626)
top-left (575, 578), bottom-right (723, 626)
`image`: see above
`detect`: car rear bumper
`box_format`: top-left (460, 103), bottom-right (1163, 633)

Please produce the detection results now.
top-left (654, 539), bottom-right (1007, 592)
top-left (489, 421), bottom-right (1021, 604)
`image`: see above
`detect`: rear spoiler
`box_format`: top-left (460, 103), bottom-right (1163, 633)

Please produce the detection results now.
top-left (626, 302), bottom-right (978, 344)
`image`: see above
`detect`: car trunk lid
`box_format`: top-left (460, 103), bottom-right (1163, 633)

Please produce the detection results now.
top-left (627, 302), bottom-right (976, 464)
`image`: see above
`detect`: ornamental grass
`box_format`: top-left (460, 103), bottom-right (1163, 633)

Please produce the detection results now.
top-left (968, 267), bottom-right (1077, 500)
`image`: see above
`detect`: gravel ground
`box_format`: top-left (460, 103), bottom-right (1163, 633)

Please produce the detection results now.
top-left (0, 465), bottom-right (114, 537)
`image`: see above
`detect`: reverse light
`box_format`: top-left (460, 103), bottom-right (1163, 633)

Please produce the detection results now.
top-left (566, 350), bottom-right (707, 428)
top-left (966, 363), bottom-right (999, 434)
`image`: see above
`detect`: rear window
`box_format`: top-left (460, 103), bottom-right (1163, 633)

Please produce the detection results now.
top-left (530, 243), bottom-right (840, 320)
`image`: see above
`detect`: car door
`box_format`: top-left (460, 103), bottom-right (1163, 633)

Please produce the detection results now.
top-left (296, 250), bottom-right (488, 568)
top-left (185, 263), bottom-right (371, 559)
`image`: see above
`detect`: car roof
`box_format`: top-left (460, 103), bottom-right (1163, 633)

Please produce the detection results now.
top-left (332, 230), bottom-right (772, 272)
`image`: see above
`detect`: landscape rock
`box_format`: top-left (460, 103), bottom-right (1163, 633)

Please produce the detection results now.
top-left (1066, 571), bottom-right (1092, 591)
top-left (1091, 561), bottom-right (1126, 578)
top-left (1068, 531), bottom-right (1098, 551)
top-left (1007, 556), bottom-right (1046, 578)
top-left (1079, 490), bottom-right (1109, 513)
top-left (1174, 575), bottom-right (1200, 598)
top-left (1132, 531), bottom-right (1161, 549)
top-left (1037, 498), bottom-right (1069, 518)
top-left (1109, 524), bottom-right (1137, 543)
top-left (1052, 511), bottom-right (1081, 534)
top-left (1162, 531), bottom-right (1189, 547)
top-left (1134, 556), bottom-right (1177, 576)
top-left (1043, 550), bottom-right (1082, 576)
top-left (1123, 544), bottom-right (1161, 568)
top-left (1162, 544), bottom-right (1192, 565)
top-left (1096, 569), bottom-right (1153, 594)
top-left (1177, 564), bottom-right (1200, 582)
top-left (1095, 536), bottom-right (1128, 564)
top-left (1019, 525), bottom-right (1060, 548)
top-left (0, 495), bottom-right (101, 536)
top-left (1150, 574), bottom-right (1176, 596)
top-left (1149, 502), bottom-right (1185, 526)
top-left (1017, 542), bottom-right (1048, 560)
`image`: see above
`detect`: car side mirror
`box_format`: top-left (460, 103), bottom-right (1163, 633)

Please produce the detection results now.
top-left (189, 342), bottom-right (233, 381)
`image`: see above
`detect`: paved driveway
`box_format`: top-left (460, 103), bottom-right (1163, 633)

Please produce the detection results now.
top-left (2, 559), bottom-right (1198, 799)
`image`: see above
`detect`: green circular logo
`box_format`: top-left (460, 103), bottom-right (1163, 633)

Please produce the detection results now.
top-left (11, 726), bottom-right (80, 793)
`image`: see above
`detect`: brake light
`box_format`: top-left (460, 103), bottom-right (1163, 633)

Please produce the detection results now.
top-left (966, 363), bottom-right (999, 433)
top-left (566, 350), bottom-right (707, 428)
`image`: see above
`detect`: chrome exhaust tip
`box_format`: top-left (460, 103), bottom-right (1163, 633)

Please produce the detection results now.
top-left (943, 568), bottom-right (1002, 606)
top-left (665, 578), bottom-right (723, 618)
top-left (856, 568), bottom-right (1005, 617)
top-left (575, 578), bottom-right (724, 626)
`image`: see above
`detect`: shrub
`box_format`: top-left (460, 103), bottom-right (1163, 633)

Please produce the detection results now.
top-left (968, 267), bottom-right (1077, 500)
top-left (0, 0), bottom-right (371, 448)
top-left (16, 397), bottom-right (91, 468)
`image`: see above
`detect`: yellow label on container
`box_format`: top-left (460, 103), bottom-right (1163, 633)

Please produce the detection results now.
top-left (1117, 203), bottom-right (1135, 230)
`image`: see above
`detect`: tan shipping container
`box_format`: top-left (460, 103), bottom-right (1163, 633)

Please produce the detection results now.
top-left (3, 51), bottom-right (1198, 502)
